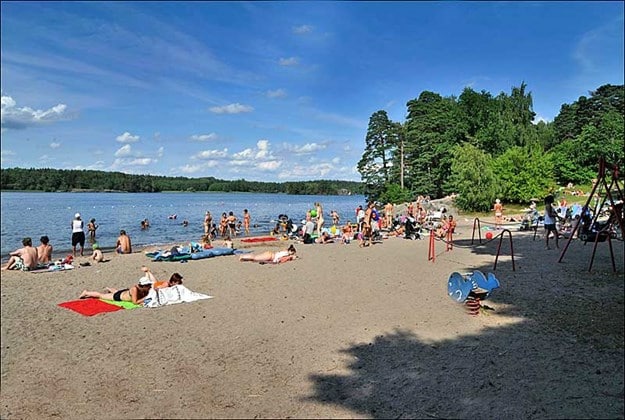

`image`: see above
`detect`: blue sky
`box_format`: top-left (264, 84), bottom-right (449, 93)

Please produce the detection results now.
top-left (1, 1), bottom-right (623, 182)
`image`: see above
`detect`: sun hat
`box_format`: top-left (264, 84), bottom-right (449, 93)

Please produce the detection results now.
top-left (75, 213), bottom-right (81, 218)
top-left (138, 276), bottom-right (152, 286)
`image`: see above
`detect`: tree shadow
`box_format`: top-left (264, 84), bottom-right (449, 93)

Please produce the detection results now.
top-left (304, 234), bottom-right (624, 418)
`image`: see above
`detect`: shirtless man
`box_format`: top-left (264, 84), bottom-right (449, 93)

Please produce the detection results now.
top-left (116, 230), bottom-right (132, 254)
top-left (384, 202), bottom-right (394, 229)
top-left (2, 237), bottom-right (38, 271)
top-left (37, 236), bottom-right (53, 264)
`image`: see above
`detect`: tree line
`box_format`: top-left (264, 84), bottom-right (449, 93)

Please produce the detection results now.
top-left (0, 168), bottom-right (363, 196)
top-left (358, 83), bottom-right (624, 211)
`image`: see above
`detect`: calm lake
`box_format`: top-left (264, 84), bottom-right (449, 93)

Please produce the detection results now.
top-left (0, 191), bottom-right (365, 259)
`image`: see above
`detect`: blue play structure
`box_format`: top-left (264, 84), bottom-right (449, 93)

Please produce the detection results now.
top-left (447, 270), bottom-right (500, 303)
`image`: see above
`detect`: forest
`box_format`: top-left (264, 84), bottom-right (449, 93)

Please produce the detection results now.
top-left (0, 168), bottom-right (362, 196)
top-left (358, 83), bottom-right (624, 211)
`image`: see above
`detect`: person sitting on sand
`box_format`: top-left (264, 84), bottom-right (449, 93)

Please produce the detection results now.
top-left (91, 243), bottom-right (104, 263)
top-left (2, 237), bottom-right (38, 271)
top-left (37, 235), bottom-right (53, 264)
top-left (200, 234), bottom-right (212, 249)
top-left (79, 267), bottom-right (153, 304)
top-left (116, 230), bottom-right (132, 254)
top-left (341, 222), bottom-right (353, 244)
top-left (239, 244), bottom-right (297, 264)
top-left (222, 235), bottom-right (233, 249)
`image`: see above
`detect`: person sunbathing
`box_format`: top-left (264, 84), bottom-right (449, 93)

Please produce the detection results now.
top-left (79, 266), bottom-right (153, 304)
top-left (153, 272), bottom-right (184, 289)
top-left (239, 244), bottom-right (297, 264)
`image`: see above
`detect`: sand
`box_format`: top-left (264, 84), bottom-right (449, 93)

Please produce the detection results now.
top-left (1, 218), bottom-right (623, 419)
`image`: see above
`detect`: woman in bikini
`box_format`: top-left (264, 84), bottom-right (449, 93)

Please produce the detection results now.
top-left (78, 266), bottom-right (154, 304)
top-left (239, 244), bottom-right (297, 264)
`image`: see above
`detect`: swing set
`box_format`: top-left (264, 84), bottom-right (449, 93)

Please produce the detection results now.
top-left (558, 158), bottom-right (624, 272)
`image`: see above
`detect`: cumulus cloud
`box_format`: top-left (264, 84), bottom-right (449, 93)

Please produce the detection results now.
top-left (114, 144), bottom-right (133, 157)
top-left (283, 142), bottom-right (326, 154)
top-left (278, 162), bottom-right (334, 179)
top-left (266, 89), bottom-right (287, 99)
top-left (532, 114), bottom-right (550, 124)
top-left (293, 25), bottom-right (313, 34)
top-left (180, 161), bottom-right (219, 174)
top-left (50, 142), bottom-right (61, 149)
top-left (209, 103), bottom-right (254, 114)
top-left (116, 132), bottom-right (140, 143)
top-left (112, 157), bottom-right (155, 167)
top-left (193, 148), bottom-right (228, 160)
top-left (255, 140), bottom-right (272, 159)
top-left (232, 148), bottom-right (254, 159)
top-left (256, 160), bottom-right (282, 171)
top-left (279, 57), bottom-right (299, 66)
top-left (1, 94), bottom-right (70, 130)
top-left (190, 133), bottom-right (218, 141)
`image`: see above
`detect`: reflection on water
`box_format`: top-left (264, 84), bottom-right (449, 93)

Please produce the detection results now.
top-left (1, 191), bottom-right (365, 258)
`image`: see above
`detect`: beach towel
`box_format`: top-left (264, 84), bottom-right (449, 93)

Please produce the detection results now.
top-left (30, 263), bottom-right (75, 274)
top-left (190, 247), bottom-right (236, 260)
top-left (101, 299), bottom-right (143, 309)
top-left (240, 236), bottom-right (278, 243)
top-left (143, 284), bottom-right (212, 308)
top-left (58, 299), bottom-right (123, 316)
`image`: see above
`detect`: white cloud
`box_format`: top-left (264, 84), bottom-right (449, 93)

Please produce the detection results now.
top-left (193, 148), bottom-right (228, 160)
top-left (1, 95), bottom-right (69, 130)
top-left (256, 160), bottom-right (282, 171)
top-left (279, 57), bottom-right (299, 66)
top-left (156, 147), bottom-right (164, 158)
top-left (114, 144), bottom-right (133, 157)
top-left (332, 157), bottom-right (340, 164)
top-left (284, 142), bottom-right (326, 154)
top-left (278, 162), bottom-right (334, 179)
top-left (209, 103), bottom-right (254, 114)
top-left (180, 161), bottom-right (219, 173)
top-left (255, 140), bottom-right (272, 159)
top-left (266, 89), bottom-right (287, 99)
top-left (116, 132), bottom-right (140, 143)
top-left (50, 142), bottom-right (61, 149)
top-left (126, 158), bottom-right (156, 166)
top-left (232, 148), bottom-right (254, 159)
top-left (293, 25), bottom-right (313, 34)
top-left (190, 133), bottom-right (218, 141)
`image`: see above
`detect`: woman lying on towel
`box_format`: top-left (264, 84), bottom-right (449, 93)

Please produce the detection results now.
top-left (78, 266), bottom-right (155, 304)
top-left (239, 244), bottom-right (297, 264)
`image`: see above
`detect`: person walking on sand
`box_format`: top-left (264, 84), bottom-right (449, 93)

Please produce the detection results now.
top-left (37, 236), bottom-right (53, 264)
top-left (493, 199), bottom-right (503, 230)
top-left (116, 230), bottom-right (132, 254)
top-left (1, 237), bottom-right (38, 271)
top-left (384, 202), bottom-right (394, 229)
top-left (543, 195), bottom-right (560, 250)
top-left (243, 209), bottom-right (251, 236)
top-left (71, 213), bottom-right (85, 257)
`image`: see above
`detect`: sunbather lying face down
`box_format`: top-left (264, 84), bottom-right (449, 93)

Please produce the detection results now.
top-left (238, 244), bottom-right (297, 264)
top-left (78, 265), bottom-right (157, 304)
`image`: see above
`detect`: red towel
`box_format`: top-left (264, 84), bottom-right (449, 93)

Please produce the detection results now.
top-left (58, 299), bottom-right (124, 316)
top-left (240, 236), bottom-right (278, 243)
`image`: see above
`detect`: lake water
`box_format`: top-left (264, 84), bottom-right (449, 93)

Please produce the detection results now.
top-left (0, 192), bottom-right (365, 259)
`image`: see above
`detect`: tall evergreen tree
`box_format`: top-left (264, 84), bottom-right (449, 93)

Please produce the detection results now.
top-left (357, 110), bottom-right (397, 201)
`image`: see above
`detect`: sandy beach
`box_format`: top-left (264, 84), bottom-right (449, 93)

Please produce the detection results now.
top-left (1, 218), bottom-right (623, 419)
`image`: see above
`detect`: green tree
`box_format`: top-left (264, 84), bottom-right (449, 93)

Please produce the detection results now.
top-left (492, 146), bottom-right (554, 203)
top-left (448, 143), bottom-right (498, 212)
top-left (358, 110), bottom-right (398, 201)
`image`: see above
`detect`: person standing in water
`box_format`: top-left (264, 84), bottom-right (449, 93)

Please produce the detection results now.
top-left (243, 209), bottom-right (251, 236)
top-left (315, 202), bottom-right (324, 236)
